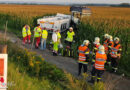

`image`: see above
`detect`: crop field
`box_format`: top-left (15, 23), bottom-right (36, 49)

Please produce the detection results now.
top-left (0, 4), bottom-right (130, 76)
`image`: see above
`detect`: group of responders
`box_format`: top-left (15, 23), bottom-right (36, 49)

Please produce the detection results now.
top-left (22, 24), bottom-right (122, 83)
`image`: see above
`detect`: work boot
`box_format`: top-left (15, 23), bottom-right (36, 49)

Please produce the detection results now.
top-left (88, 77), bottom-right (95, 84)
top-left (97, 78), bottom-right (101, 82)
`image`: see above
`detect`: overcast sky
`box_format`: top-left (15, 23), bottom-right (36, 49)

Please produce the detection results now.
top-left (0, 0), bottom-right (130, 4)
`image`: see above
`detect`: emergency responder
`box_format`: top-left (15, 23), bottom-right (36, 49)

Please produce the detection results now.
top-left (103, 34), bottom-right (109, 54)
top-left (89, 45), bottom-right (107, 83)
top-left (107, 35), bottom-right (114, 66)
top-left (65, 27), bottom-right (75, 48)
top-left (41, 27), bottom-right (48, 50)
top-left (34, 24), bottom-right (42, 49)
top-left (78, 40), bottom-right (90, 76)
top-left (92, 37), bottom-right (101, 64)
top-left (22, 25), bottom-right (31, 44)
top-left (110, 37), bottom-right (122, 72)
top-left (52, 29), bottom-right (59, 56)
top-left (57, 29), bottom-right (63, 55)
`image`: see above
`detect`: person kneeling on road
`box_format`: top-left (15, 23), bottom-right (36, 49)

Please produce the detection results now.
top-left (89, 45), bottom-right (107, 83)
top-left (78, 40), bottom-right (90, 76)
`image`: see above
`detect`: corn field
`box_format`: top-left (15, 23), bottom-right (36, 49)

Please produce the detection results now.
top-left (0, 5), bottom-right (130, 76)
top-left (73, 7), bottom-right (130, 76)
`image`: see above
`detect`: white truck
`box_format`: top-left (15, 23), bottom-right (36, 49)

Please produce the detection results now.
top-left (37, 13), bottom-right (71, 33)
top-left (37, 6), bottom-right (91, 33)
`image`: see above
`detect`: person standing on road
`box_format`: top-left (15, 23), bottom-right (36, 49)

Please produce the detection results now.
top-left (103, 34), bottom-right (109, 54)
top-left (92, 37), bottom-right (101, 64)
top-left (107, 35), bottom-right (114, 66)
top-left (41, 27), bottom-right (48, 50)
top-left (110, 37), bottom-right (122, 72)
top-left (65, 27), bottom-right (75, 48)
top-left (89, 45), bottom-right (107, 83)
top-left (52, 29), bottom-right (59, 56)
top-left (78, 40), bottom-right (90, 76)
top-left (22, 24), bottom-right (31, 44)
top-left (34, 24), bottom-right (42, 49)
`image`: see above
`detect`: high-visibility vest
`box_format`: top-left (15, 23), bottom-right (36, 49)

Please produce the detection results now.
top-left (42, 30), bottom-right (48, 39)
top-left (27, 26), bottom-right (31, 36)
top-left (22, 27), bottom-right (27, 38)
top-left (94, 52), bottom-right (107, 70)
top-left (66, 31), bottom-right (75, 42)
top-left (110, 44), bottom-right (121, 58)
top-left (57, 32), bottom-right (61, 43)
top-left (103, 39), bottom-right (108, 52)
top-left (34, 27), bottom-right (41, 38)
top-left (57, 32), bottom-right (61, 39)
top-left (78, 45), bottom-right (89, 64)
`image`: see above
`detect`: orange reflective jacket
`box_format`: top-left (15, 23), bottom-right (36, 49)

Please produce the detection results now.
top-left (78, 45), bottom-right (89, 62)
top-left (94, 44), bottom-right (100, 52)
top-left (110, 44), bottom-right (121, 58)
top-left (103, 39), bottom-right (108, 53)
top-left (94, 52), bottom-right (107, 70)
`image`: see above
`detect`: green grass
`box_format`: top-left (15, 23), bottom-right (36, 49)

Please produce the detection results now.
top-left (0, 40), bottom-right (105, 90)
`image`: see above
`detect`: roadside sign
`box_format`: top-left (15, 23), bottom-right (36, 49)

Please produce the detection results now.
top-left (0, 54), bottom-right (8, 90)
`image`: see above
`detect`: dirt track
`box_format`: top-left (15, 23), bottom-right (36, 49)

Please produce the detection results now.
top-left (0, 30), bottom-right (130, 90)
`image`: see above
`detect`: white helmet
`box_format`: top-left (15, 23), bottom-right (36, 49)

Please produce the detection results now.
top-left (83, 40), bottom-right (90, 45)
top-left (98, 45), bottom-right (105, 52)
top-left (69, 27), bottom-right (73, 30)
top-left (104, 34), bottom-right (109, 39)
top-left (94, 37), bottom-right (100, 43)
top-left (108, 35), bottom-right (113, 41)
top-left (114, 37), bottom-right (120, 42)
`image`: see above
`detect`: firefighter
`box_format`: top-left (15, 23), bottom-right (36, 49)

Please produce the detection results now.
top-left (34, 24), bottom-right (42, 49)
top-left (78, 40), bottom-right (90, 76)
top-left (65, 27), bottom-right (75, 48)
top-left (107, 35), bottom-right (114, 66)
top-left (103, 34), bottom-right (109, 54)
top-left (110, 37), bottom-right (122, 72)
top-left (52, 29), bottom-right (59, 56)
top-left (22, 25), bottom-right (31, 44)
top-left (92, 37), bottom-right (101, 64)
top-left (89, 45), bottom-right (107, 83)
top-left (41, 27), bottom-right (48, 50)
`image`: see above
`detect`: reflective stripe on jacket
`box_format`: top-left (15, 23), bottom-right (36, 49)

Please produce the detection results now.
top-left (94, 51), bottom-right (107, 70)
top-left (78, 45), bottom-right (89, 63)
top-left (110, 44), bottom-right (121, 58)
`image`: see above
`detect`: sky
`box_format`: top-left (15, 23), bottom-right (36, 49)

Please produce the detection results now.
top-left (0, 0), bottom-right (130, 4)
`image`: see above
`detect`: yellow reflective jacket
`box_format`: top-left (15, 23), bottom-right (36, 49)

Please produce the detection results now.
top-left (34, 27), bottom-right (41, 37)
top-left (42, 30), bottom-right (48, 39)
top-left (66, 31), bottom-right (75, 42)
top-left (22, 27), bottom-right (27, 38)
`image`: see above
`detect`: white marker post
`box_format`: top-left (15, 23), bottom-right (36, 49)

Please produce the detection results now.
top-left (0, 54), bottom-right (8, 90)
